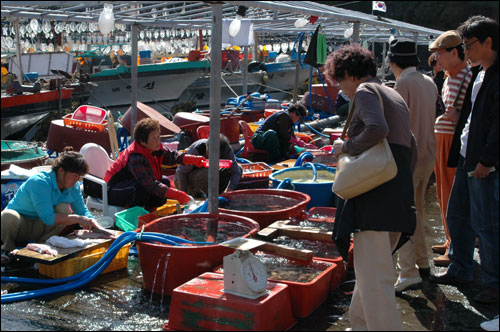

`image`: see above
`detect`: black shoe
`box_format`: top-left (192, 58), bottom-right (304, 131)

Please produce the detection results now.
top-left (474, 287), bottom-right (499, 304)
top-left (419, 267), bottom-right (431, 278)
top-left (429, 271), bottom-right (471, 285)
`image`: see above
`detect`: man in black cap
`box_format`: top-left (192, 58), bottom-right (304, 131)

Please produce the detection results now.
top-left (387, 38), bottom-right (439, 292)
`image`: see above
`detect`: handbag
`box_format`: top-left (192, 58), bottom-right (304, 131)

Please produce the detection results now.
top-left (332, 84), bottom-right (398, 200)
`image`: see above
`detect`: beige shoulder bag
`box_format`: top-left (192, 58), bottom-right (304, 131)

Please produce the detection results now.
top-left (332, 84), bottom-right (398, 200)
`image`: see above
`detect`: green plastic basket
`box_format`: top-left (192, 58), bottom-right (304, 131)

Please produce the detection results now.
top-left (115, 206), bottom-right (149, 232)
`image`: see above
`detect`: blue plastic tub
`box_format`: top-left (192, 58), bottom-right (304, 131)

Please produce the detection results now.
top-left (269, 163), bottom-right (336, 209)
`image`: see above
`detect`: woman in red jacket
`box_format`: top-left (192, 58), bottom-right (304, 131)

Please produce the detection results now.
top-left (104, 118), bottom-right (205, 208)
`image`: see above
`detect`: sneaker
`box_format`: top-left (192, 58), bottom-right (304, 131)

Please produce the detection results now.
top-left (480, 316), bottom-right (499, 331)
top-left (433, 254), bottom-right (451, 267)
top-left (474, 287), bottom-right (499, 304)
top-left (395, 276), bottom-right (422, 292)
top-left (429, 271), bottom-right (471, 285)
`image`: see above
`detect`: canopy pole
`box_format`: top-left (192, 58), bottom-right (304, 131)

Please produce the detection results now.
top-left (14, 19), bottom-right (23, 84)
top-left (243, 46), bottom-right (248, 95)
top-left (352, 22), bottom-right (360, 44)
top-left (208, 2), bottom-right (222, 213)
top-left (131, 23), bottom-right (138, 140)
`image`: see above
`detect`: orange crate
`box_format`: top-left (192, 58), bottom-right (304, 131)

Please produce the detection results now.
top-left (38, 242), bottom-right (131, 278)
top-left (137, 200), bottom-right (180, 229)
top-left (241, 162), bottom-right (273, 179)
top-left (63, 114), bottom-right (108, 132)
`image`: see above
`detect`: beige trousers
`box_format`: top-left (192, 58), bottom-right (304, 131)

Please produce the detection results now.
top-left (397, 160), bottom-right (435, 278)
top-left (1, 203), bottom-right (69, 252)
top-left (349, 230), bottom-right (402, 331)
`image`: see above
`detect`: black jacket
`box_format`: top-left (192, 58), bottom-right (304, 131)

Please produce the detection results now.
top-left (448, 56), bottom-right (499, 171)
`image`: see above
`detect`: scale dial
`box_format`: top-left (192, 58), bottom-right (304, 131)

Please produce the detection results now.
top-left (240, 255), bottom-right (268, 293)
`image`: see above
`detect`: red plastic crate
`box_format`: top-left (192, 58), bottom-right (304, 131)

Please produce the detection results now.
top-left (167, 272), bottom-right (296, 331)
top-left (214, 254), bottom-right (335, 318)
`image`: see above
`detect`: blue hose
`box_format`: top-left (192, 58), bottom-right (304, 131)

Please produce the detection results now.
top-left (1, 231), bottom-right (214, 304)
top-left (303, 162), bottom-right (318, 182)
top-left (295, 151), bottom-right (314, 166)
top-left (187, 197), bottom-right (229, 214)
top-left (276, 177), bottom-right (294, 190)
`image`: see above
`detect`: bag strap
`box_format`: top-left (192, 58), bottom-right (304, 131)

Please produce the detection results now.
top-left (341, 83), bottom-right (384, 140)
top-left (452, 69), bottom-right (470, 108)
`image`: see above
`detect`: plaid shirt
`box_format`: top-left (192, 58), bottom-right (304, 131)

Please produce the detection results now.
top-left (128, 150), bottom-right (184, 198)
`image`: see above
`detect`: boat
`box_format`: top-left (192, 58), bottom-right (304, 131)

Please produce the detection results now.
top-left (1, 86), bottom-right (74, 139)
top-left (1, 140), bottom-right (48, 171)
top-left (86, 60), bottom-right (210, 109)
top-left (176, 59), bottom-right (311, 108)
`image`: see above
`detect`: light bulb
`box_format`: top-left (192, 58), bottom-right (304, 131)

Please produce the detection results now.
top-left (229, 15), bottom-right (242, 37)
top-left (99, 3), bottom-right (115, 35)
top-left (294, 18), bottom-right (308, 28)
top-left (344, 27), bottom-right (353, 39)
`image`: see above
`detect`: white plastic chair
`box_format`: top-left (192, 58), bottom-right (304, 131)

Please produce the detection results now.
top-left (80, 143), bottom-right (125, 219)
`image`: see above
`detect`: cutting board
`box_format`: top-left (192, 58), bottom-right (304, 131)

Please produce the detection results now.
top-left (14, 232), bottom-right (122, 265)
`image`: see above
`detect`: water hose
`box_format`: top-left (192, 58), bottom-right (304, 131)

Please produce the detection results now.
top-left (1, 231), bottom-right (214, 303)
top-left (294, 151), bottom-right (314, 166)
top-left (303, 162), bottom-right (318, 182)
top-left (187, 197), bottom-right (229, 214)
top-left (276, 177), bottom-right (295, 190)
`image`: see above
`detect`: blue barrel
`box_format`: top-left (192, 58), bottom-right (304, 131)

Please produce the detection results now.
top-left (269, 163), bottom-right (336, 209)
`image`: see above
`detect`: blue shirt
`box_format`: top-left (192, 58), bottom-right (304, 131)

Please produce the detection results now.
top-left (6, 170), bottom-right (93, 225)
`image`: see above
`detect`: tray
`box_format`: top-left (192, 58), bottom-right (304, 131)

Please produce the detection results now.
top-left (241, 162), bottom-right (273, 179)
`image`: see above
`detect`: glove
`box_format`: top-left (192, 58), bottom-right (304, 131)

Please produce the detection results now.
top-left (165, 187), bottom-right (191, 205)
top-left (304, 143), bottom-right (317, 149)
top-left (183, 154), bottom-right (206, 168)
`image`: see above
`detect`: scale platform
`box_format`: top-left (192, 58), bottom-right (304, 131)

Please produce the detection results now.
top-left (166, 272), bottom-right (296, 331)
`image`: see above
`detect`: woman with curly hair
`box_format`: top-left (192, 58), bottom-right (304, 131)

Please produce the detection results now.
top-left (324, 44), bottom-right (417, 330)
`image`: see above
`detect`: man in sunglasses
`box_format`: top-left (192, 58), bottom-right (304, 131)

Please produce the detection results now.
top-left (431, 16), bottom-right (499, 306)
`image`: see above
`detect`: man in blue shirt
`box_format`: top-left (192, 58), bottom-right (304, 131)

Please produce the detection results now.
top-left (1, 150), bottom-right (102, 258)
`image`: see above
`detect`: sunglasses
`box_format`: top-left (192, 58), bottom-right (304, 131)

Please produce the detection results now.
top-left (462, 39), bottom-right (480, 50)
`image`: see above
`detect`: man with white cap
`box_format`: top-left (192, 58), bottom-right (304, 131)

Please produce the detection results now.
top-left (387, 38), bottom-right (438, 292)
top-left (428, 30), bottom-right (473, 267)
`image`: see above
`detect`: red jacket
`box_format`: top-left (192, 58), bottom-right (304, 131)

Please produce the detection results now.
top-left (104, 141), bottom-right (163, 184)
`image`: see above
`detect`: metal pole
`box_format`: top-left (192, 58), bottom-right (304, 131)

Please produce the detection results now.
top-left (14, 19), bottom-right (23, 84)
top-left (208, 3), bottom-right (222, 213)
top-left (352, 22), bottom-right (360, 44)
top-left (131, 24), bottom-right (138, 140)
top-left (243, 46), bottom-right (248, 95)
top-left (382, 42), bottom-right (387, 81)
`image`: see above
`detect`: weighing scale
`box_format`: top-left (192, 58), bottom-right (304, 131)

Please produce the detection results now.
top-left (221, 237), bottom-right (269, 299)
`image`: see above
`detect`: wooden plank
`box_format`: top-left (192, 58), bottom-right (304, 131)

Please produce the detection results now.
top-left (13, 231), bottom-right (123, 265)
top-left (107, 110), bottom-right (120, 160)
top-left (266, 221), bottom-right (333, 242)
top-left (256, 219), bottom-right (291, 240)
top-left (271, 159), bottom-right (297, 171)
top-left (278, 228), bottom-right (333, 243)
top-left (259, 242), bottom-right (313, 261)
top-left (256, 227), bottom-right (280, 240)
top-left (14, 239), bottom-right (111, 265)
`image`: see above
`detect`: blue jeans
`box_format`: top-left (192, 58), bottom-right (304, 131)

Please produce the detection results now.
top-left (447, 157), bottom-right (499, 289)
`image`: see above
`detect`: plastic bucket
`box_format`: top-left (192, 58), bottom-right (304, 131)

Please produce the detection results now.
top-left (136, 213), bottom-right (260, 296)
top-left (219, 189), bottom-right (310, 229)
top-left (269, 164), bottom-right (336, 209)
